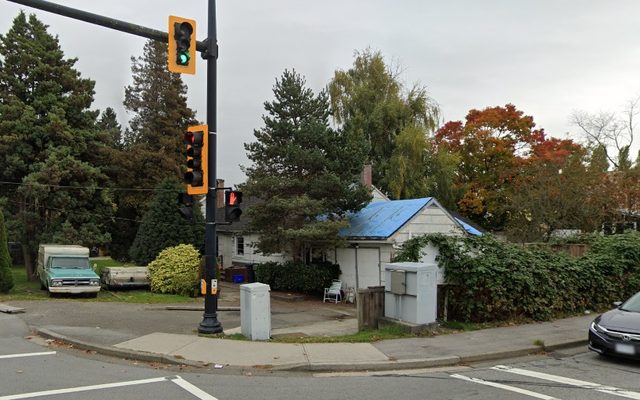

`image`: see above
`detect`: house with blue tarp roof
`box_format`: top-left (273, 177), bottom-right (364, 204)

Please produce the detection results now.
top-left (325, 197), bottom-right (480, 291)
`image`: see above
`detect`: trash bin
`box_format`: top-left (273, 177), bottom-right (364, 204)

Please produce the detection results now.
top-left (232, 274), bottom-right (244, 284)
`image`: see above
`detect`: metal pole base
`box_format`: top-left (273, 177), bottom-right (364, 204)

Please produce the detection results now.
top-left (198, 313), bottom-right (223, 334)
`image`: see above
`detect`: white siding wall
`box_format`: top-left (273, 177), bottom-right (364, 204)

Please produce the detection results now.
top-left (329, 244), bottom-right (395, 290)
top-left (217, 233), bottom-right (287, 267)
top-left (392, 203), bottom-right (464, 244)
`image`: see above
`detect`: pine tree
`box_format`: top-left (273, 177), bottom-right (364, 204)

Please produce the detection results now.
top-left (243, 70), bottom-right (370, 260)
top-left (0, 208), bottom-right (14, 293)
top-left (111, 40), bottom-right (198, 261)
top-left (128, 179), bottom-right (204, 266)
top-left (0, 12), bottom-right (113, 278)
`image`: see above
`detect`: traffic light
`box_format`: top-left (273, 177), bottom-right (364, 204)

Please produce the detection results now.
top-left (168, 16), bottom-right (196, 74)
top-left (184, 125), bottom-right (208, 195)
top-left (177, 192), bottom-right (194, 220)
top-left (225, 190), bottom-right (243, 222)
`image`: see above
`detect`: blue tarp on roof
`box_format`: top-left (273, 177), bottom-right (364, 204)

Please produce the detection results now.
top-left (339, 198), bottom-right (432, 239)
top-left (454, 217), bottom-right (483, 236)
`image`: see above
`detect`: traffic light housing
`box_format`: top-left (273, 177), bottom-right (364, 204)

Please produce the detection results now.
top-left (184, 125), bottom-right (208, 195)
top-left (168, 16), bottom-right (196, 74)
top-left (225, 190), bottom-right (243, 222)
top-left (177, 192), bottom-right (194, 221)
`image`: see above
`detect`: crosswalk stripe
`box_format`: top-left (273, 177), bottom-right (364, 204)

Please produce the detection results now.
top-left (170, 376), bottom-right (219, 400)
top-left (450, 373), bottom-right (561, 400)
top-left (0, 351), bottom-right (56, 360)
top-left (493, 365), bottom-right (640, 400)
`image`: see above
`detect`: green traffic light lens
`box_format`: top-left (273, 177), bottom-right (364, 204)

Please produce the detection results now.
top-left (178, 51), bottom-right (190, 65)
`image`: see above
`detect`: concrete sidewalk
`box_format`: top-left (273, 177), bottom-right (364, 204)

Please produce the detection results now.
top-left (5, 282), bottom-right (593, 372)
top-left (33, 313), bottom-right (592, 372)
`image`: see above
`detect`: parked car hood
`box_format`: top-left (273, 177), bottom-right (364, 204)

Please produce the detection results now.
top-left (48, 268), bottom-right (98, 279)
top-left (598, 309), bottom-right (640, 333)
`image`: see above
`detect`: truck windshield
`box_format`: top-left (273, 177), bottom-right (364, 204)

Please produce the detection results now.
top-left (51, 257), bottom-right (89, 269)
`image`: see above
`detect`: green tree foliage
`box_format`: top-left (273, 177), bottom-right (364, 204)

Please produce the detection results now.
top-left (503, 139), bottom-right (606, 242)
top-left (588, 144), bottom-right (609, 173)
top-left (387, 125), bottom-right (429, 199)
top-left (111, 40), bottom-right (198, 261)
top-left (147, 244), bottom-right (200, 296)
top-left (243, 70), bottom-right (371, 259)
top-left (328, 49), bottom-right (440, 195)
top-left (0, 12), bottom-right (113, 278)
top-left (0, 208), bottom-right (14, 293)
top-left (395, 233), bottom-right (640, 322)
top-left (128, 179), bottom-right (203, 266)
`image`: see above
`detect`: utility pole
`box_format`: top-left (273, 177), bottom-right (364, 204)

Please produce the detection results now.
top-left (7, 0), bottom-right (223, 333)
top-left (199, 0), bottom-right (222, 334)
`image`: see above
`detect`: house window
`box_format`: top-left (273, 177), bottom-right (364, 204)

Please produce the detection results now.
top-left (236, 236), bottom-right (244, 256)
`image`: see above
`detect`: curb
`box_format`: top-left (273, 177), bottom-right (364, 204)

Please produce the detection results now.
top-left (33, 327), bottom-right (589, 373)
top-left (35, 328), bottom-right (204, 369)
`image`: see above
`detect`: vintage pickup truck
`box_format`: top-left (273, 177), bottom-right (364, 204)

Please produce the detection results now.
top-left (37, 244), bottom-right (101, 297)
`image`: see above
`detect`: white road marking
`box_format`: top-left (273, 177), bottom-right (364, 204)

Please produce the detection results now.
top-left (0, 375), bottom-right (219, 400)
top-left (170, 376), bottom-right (219, 400)
top-left (451, 373), bottom-right (561, 400)
top-left (314, 365), bottom-right (471, 378)
top-left (0, 351), bottom-right (56, 360)
top-left (0, 376), bottom-right (167, 400)
top-left (493, 365), bottom-right (640, 400)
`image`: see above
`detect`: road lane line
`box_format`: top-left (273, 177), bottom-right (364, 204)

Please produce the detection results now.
top-left (0, 351), bottom-right (56, 360)
top-left (0, 376), bottom-right (168, 400)
top-left (493, 365), bottom-right (640, 400)
top-left (170, 376), bottom-right (219, 400)
top-left (450, 373), bottom-right (561, 400)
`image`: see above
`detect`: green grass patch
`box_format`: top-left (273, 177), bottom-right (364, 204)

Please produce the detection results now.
top-left (212, 324), bottom-right (415, 344)
top-left (0, 266), bottom-right (47, 301)
top-left (0, 265), bottom-right (196, 304)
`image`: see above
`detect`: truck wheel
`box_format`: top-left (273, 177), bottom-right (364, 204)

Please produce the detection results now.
top-left (88, 292), bottom-right (98, 298)
top-left (48, 291), bottom-right (56, 298)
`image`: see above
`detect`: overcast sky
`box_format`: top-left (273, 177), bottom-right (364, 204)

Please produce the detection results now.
top-left (2, 0), bottom-right (640, 186)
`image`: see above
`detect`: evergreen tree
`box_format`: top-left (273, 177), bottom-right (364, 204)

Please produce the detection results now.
top-left (128, 179), bottom-right (204, 266)
top-left (112, 40), bottom-right (198, 261)
top-left (0, 12), bottom-right (112, 278)
top-left (328, 49), bottom-right (440, 195)
top-left (0, 208), bottom-right (14, 293)
top-left (243, 70), bottom-right (370, 260)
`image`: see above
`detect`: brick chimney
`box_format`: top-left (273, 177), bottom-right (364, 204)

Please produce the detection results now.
top-left (216, 179), bottom-right (225, 208)
top-left (360, 163), bottom-right (372, 188)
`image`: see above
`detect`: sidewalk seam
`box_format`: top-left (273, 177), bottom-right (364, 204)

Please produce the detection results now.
top-left (301, 343), bottom-right (312, 368)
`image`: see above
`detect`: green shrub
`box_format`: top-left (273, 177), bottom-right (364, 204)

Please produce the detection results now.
top-left (395, 232), bottom-right (640, 322)
top-left (254, 261), bottom-right (340, 294)
top-left (147, 244), bottom-right (200, 296)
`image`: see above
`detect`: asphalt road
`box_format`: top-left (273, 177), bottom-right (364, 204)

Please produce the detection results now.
top-left (3, 312), bottom-right (640, 400)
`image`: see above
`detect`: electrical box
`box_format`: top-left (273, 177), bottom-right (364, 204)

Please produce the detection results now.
top-left (240, 282), bottom-right (271, 340)
top-left (384, 262), bottom-right (439, 325)
top-left (390, 270), bottom-right (406, 294)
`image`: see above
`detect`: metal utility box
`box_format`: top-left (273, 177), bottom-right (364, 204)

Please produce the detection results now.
top-left (389, 270), bottom-right (406, 294)
top-left (384, 262), bottom-right (439, 325)
top-left (240, 282), bottom-right (271, 340)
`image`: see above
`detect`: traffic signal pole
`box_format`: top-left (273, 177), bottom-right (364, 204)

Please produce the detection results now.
top-left (8, 0), bottom-right (224, 333)
top-left (199, 0), bottom-right (222, 334)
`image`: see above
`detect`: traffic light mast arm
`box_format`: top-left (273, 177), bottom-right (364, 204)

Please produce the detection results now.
top-left (7, 0), bottom-right (207, 53)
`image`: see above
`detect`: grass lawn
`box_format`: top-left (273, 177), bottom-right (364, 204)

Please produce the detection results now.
top-left (0, 262), bottom-right (196, 304)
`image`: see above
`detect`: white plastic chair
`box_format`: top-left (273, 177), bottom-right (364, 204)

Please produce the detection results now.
top-left (323, 280), bottom-right (342, 303)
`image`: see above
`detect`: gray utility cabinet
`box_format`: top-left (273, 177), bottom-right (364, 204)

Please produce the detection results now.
top-left (384, 262), bottom-right (438, 324)
top-left (240, 282), bottom-right (271, 340)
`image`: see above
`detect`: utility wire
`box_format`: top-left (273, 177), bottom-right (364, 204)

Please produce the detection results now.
top-left (5, 199), bottom-right (205, 228)
top-left (0, 180), bottom-right (182, 193)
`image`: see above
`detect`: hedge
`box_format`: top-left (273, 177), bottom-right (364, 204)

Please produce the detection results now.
top-left (394, 232), bottom-right (640, 322)
top-left (254, 261), bottom-right (340, 294)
